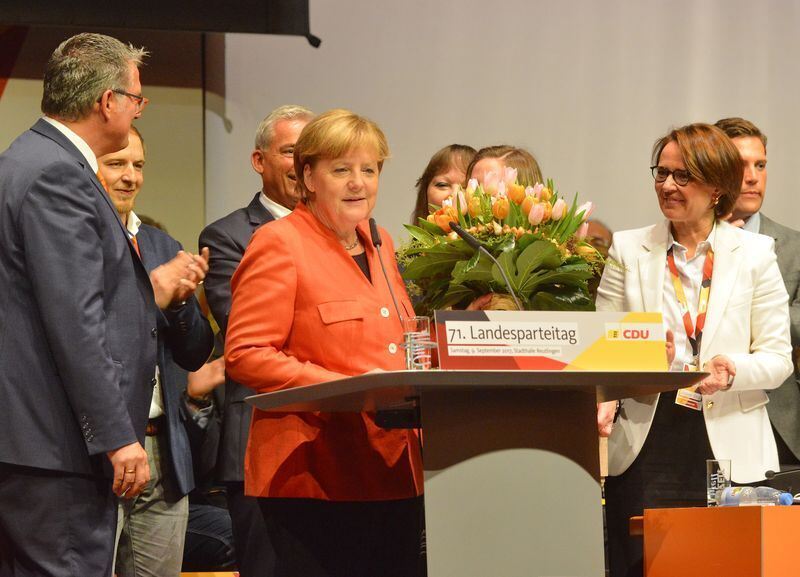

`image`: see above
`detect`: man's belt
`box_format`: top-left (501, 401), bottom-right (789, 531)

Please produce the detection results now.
top-left (145, 415), bottom-right (166, 436)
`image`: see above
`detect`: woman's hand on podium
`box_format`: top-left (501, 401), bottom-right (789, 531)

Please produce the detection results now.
top-left (597, 401), bottom-right (617, 437)
top-left (665, 329), bottom-right (675, 366)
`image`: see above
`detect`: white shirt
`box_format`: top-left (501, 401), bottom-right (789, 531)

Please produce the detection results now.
top-left (741, 212), bottom-right (761, 234)
top-left (42, 116), bottom-right (98, 173)
top-left (259, 192), bottom-right (292, 220)
top-left (126, 210), bottom-right (164, 419)
top-left (662, 225), bottom-right (716, 371)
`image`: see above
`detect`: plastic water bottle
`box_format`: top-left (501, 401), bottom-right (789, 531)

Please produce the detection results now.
top-left (715, 486), bottom-right (794, 506)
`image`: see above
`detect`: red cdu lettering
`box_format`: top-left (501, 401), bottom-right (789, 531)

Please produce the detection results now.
top-left (622, 329), bottom-right (650, 339)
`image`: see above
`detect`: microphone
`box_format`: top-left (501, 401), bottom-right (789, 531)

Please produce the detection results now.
top-left (449, 222), bottom-right (523, 311)
top-left (764, 468), bottom-right (800, 496)
top-left (369, 218), bottom-right (404, 324)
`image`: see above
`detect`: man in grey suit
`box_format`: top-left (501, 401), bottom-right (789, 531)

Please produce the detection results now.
top-left (199, 104), bottom-right (312, 577)
top-left (717, 117), bottom-right (800, 469)
top-left (0, 33), bottom-right (203, 577)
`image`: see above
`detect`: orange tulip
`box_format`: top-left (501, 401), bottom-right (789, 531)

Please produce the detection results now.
top-left (521, 195), bottom-right (535, 216)
top-left (492, 196), bottom-right (510, 220)
top-left (433, 206), bottom-right (459, 233)
top-left (507, 182), bottom-right (526, 204)
top-left (468, 195), bottom-right (482, 218)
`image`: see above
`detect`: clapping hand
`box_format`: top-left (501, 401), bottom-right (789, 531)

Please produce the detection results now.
top-left (696, 355), bottom-right (736, 395)
top-left (150, 247), bottom-right (209, 309)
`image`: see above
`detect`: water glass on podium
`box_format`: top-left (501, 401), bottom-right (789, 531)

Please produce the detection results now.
top-left (706, 459), bottom-right (732, 506)
top-left (402, 316), bottom-right (436, 370)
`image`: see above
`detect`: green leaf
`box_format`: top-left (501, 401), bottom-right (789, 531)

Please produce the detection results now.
top-left (453, 254), bottom-right (494, 283)
top-left (402, 252), bottom-right (466, 280)
top-left (516, 240), bottom-right (562, 278)
top-left (530, 287), bottom-right (595, 311)
top-left (415, 218), bottom-right (445, 235)
top-left (403, 224), bottom-right (437, 247)
top-left (491, 250), bottom-right (519, 291)
top-left (435, 284), bottom-right (477, 310)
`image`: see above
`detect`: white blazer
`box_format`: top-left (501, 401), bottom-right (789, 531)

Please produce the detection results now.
top-left (597, 220), bottom-right (793, 483)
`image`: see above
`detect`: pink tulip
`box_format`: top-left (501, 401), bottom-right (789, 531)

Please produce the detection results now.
top-left (483, 171), bottom-right (500, 196)
top-left (528, 202), bottom-right (545, 226)
top-left (551, 198), bottom-right (567, 220)
top-left (497, 181), bottom-right (506, 198)
top-left (531, 182), bottom-right (544, 199)
top-left (577, 201), bottom-right (594, 222)
top-left (455, 188), bottom-right (468, 215)
top-left (503, 167), bottom-right (518, 186)
top-left (576, 221), bottom-right (589, 240)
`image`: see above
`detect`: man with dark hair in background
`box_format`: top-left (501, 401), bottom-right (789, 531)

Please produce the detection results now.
top-left (0, 32), bottom-right (200, 577)
top-left (199, 104), bottom-right (313, 576)
top-left (98, 126), bottom-right (214, 577)
top-left (716, 117), bottom-right (800, 471)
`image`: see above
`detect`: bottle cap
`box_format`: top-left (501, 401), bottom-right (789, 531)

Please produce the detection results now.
top-left (778, 492), bottom-right (794, 506)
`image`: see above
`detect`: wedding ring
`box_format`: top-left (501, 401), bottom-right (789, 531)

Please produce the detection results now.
top-left (124, 469), bottom-right (135, 473)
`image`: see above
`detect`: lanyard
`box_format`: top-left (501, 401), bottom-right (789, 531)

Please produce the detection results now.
top-left (666, 245), bottom-right (714, 362)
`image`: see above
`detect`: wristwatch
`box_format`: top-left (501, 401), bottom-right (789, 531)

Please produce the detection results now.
top-left (183, 390), bottom-right (212, 409)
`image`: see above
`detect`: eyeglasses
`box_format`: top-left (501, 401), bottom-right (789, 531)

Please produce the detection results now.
top-left (651, 166), bottom-right (691, 186)
top-left (112, 89), bottom-right (148, 112)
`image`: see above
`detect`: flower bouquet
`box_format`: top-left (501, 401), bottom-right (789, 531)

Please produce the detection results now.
top-left (398, 168), bottom-right (604, 315)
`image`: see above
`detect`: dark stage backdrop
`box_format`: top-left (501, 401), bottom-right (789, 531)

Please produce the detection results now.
top-left (0, 0), bottom-right (312, 37)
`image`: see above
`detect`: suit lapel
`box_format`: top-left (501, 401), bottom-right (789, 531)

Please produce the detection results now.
top-left (700, 222), bottom-right (741, 354)
top-left (30, 119), bottom-right (140, 250)
top-left (247, 193), bottom-right (274, 228)
top-left (638, 221), bottom-right (668, 312)
top-left (133, 226), bottom-right (156, 274)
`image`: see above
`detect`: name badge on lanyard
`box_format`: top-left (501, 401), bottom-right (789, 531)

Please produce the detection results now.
top-left (668, 245), bottom-right (714, 411)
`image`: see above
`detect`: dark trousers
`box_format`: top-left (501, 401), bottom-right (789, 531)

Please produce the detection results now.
top-left (259, 495), bottom-right (427, 577)
top-left (182, 503), bottom-right (236, 572)
top-left (225, 481), bottom-right (275, 577)
top-left (0, 462), bottom-right (117, 577)
top-left (605, 392), bottom-right (713, 577)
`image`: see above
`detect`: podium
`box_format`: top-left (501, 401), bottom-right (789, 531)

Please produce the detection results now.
top-left (248, 370), bottom-right (701, 576)
top-left (642, 506), bottom-right (800, 576)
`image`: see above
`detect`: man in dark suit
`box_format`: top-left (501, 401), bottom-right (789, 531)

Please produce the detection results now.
top-left (199, 104), bottom-right (312, 577)
top-left (0, 33), bottom-right (200, 577)
top-left (717, 117), bottom-right (800, 470)
top-left (97, 126), bottom-right (214, 576)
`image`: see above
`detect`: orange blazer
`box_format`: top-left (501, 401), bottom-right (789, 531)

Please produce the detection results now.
top-left (225, 203), bottom-right (423, 501)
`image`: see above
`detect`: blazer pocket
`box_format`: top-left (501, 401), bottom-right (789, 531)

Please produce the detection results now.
top-left (738, 390), bottom-right (769, 413)
top-left (317, 300), bottom-right (365, 325)
top-left (317, 300), bottom-right (365, 349)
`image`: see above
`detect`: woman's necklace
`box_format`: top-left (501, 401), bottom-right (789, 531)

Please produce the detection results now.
top-left (342, 237), bottom-right (360, 251)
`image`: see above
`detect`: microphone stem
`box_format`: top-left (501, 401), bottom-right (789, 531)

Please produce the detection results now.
top-left (376, 249), bottom-right (404, 325)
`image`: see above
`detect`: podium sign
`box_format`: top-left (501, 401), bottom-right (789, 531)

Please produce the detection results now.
top-left (434, 310), bottom-right (666, 371)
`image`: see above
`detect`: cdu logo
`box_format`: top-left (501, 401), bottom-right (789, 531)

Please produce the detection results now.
top-left (605, 323), bottom-right (659, 341)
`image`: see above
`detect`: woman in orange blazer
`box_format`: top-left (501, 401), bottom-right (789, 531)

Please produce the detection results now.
top-left (225, 109), bottom-right (424, 577)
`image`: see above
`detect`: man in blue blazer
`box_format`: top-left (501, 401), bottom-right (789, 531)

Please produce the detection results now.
top-left (98, 126), bottom-right (214, 577)
top-left (716, 117), bottom-right (800, 469)
top-left (199, 104), bottom-right (312, 577)
top-left (0, 34), bottom-right (205, 577)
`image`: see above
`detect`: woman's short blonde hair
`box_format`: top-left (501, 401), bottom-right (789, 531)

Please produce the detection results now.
top-left (652, 123), bottom-right (743, 218)
top-left (294, 109), bottom-right (389, 199)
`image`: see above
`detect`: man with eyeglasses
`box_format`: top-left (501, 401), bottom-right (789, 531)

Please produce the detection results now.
top-left (0, 33), bottom-right (208, 577)
top-left (715, 117), bottom-right (800, 472)
top-left (198, 104), bottom-right (313, 577)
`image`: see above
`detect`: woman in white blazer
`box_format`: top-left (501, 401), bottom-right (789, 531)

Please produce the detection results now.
top-left (596, 123), bottom-right (792, 577)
